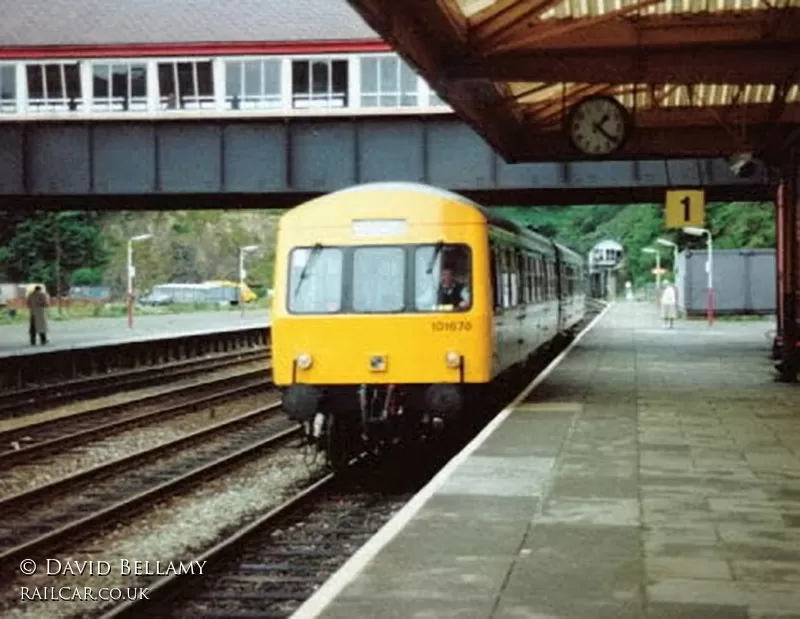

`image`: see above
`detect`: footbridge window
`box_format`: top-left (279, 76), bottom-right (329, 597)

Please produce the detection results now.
top-left (157, 61), bottom-right (214, 110)
top-left (92, 63), bottom-right (147, 111)
top-left (291, 58), bottom-right (348, 109)
top-left (225, 59), bottom-right (281, 110)
top-left (26, 63), bottom-right (82, 112)
top-left (360, 55), bottom-right (418, 108)
top-left (0, 65), bottom-right (15, 113)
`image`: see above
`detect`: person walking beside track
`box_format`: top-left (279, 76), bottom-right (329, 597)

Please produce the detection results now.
top-left (26, 285), bottom-right (49, 345)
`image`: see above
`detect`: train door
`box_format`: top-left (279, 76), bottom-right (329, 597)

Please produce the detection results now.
top-left (554, 249), bottom-right (564, 331)
top-left (510, 248), bottom-right (525, 365)
top-left (489, 241), bottom-right (504, 376)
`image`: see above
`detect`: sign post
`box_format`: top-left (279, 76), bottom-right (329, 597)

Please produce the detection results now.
top-left (665, 189), bottom-right (705, 229)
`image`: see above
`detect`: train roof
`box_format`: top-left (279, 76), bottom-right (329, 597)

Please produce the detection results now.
top-left (333, 182), bottom-right (564, 249)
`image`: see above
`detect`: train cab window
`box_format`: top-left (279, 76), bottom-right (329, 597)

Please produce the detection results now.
top-left (353, 246), bottom-right (405, 313)
top-left (414, 244), bottom-right (471, 312)
top-left (287, 247), bottom-right (343, 314)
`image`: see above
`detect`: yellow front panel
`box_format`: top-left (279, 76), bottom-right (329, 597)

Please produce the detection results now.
top-left (273, 313), bottom-right (492, 384)
top-left (270, 186), bottom-right (494, 386)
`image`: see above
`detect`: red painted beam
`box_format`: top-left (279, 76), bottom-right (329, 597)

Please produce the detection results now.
top-left (0, 39), bottom-right (391, 60)
top-left (447, 44), bottom-right (800, 85)
top-left (479, 9), bottom-right (800, 52)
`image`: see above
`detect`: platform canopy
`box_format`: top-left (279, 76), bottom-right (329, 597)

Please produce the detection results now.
top-left (345, 0), bottom-right (800, 162)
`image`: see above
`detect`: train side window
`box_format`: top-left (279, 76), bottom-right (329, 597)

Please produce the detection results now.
top-left (507, 249), bottom-right (519, 308)
top-left (500, 249), bottom-right (512, 309)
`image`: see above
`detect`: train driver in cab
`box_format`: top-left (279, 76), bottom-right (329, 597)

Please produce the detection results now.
top-left (438, 267), bottom-right (470, 310)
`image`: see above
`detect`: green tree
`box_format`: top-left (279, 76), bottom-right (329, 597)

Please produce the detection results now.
top-left (1, 211), bottom-right (108, 294)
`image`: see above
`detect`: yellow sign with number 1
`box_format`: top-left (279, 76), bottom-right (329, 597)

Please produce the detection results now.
top-left (665, 189), bottom-right (705, 229)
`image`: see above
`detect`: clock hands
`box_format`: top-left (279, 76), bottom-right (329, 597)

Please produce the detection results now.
top-left (592, 114), bottom-right (620, 144)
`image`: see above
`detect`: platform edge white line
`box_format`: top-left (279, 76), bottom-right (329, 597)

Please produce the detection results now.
top-left (290, 302), bottom-right (612, 619)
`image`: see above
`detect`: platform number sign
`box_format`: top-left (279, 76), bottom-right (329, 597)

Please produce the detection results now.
top-left (665, 189), bottom-right (705, 229)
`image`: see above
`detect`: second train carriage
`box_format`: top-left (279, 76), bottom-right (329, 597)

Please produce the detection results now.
top-left (270, 182), bottom-right (586, 467)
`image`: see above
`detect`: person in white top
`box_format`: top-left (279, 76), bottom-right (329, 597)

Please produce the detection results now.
top-left (660, 279), bottom-right (678, 328)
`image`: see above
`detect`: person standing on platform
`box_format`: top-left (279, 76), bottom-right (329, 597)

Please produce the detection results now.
top-left (660, 279), bottom-right (678, 329)
top-left (27, 285), bottom-right (49, 345)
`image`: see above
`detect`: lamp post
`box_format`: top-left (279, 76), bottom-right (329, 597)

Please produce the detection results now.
top-left (656, 238), bottom-right (679, 281)
top-left (238, 245), bottom-right (259, 316)
top-left (642, 247), bottom-right (662, 297)
top-left (683, 226), bottom-right (714, 326)
top-left (127, 233), bottom-right (153, 328)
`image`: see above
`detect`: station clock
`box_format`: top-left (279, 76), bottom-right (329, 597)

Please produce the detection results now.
top-left (566, 95), bottom-right (630, 157)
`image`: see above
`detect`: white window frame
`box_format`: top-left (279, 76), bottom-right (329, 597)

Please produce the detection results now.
top-left (0, 63), bottom-right (17, 113)
top-left (89, 60), bottom-right (148, 112)
top-left (155, 58), bottom-right (216, 110)
top-left (222, 56), bottom-right (283, 110)
top-left (24, 60), bottom-right (84, 113)
top-left (358, 53), bottom-right (421, 109)
top-left (289, 55), bottom-right (349, 109)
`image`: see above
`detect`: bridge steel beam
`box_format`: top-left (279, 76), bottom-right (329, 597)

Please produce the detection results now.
top-left (0, 117), bottom-right (767, 208)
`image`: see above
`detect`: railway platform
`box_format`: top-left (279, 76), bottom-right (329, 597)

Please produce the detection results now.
top-left (295, 302), bottom-right (800, 619)
top-left (0, 310), bottom-right (270, 358)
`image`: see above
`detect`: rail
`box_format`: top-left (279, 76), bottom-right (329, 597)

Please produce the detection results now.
top-left (0, 402), bottom-right (298, 573)
top-left (0, 369), bottom-right (271, 469)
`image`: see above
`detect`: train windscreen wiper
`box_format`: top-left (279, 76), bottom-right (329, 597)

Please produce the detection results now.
top-left (425, 240), bottom-right (444, 275)
top-left (293, 243), bottom-right (324, 298)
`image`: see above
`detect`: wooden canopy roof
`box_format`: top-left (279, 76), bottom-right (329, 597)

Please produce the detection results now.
top-left (345, 0), bottom-right (800, 162)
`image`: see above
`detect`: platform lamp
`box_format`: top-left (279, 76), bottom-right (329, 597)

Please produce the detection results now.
top-left (239, 245), bottom-right (259, 317)
top-left (127, 233), bottom-right (153, 329)
top-left (642, 247), bottom-right (662, 298)
top-left (683, 226), bottom-right (714, 326)
top-left (655, 238), bottom-right (679, 281)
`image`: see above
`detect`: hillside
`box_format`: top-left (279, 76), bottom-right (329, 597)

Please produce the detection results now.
top-left (0, 210), bottom-right (283, 299)
top-left (0, 201), bottom-right (774, 296)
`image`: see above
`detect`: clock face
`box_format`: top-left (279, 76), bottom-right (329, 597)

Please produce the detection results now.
top-left (567, 96), bottom-right (629, 156)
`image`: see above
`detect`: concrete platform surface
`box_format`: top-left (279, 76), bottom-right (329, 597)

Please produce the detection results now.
top-left (294, 303), bottom-right (800, 619)
top-left (0, 310), bottom-right (270, 358)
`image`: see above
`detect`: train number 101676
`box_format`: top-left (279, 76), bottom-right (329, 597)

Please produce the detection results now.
top-left (431, 320), bottom-right (472, 332)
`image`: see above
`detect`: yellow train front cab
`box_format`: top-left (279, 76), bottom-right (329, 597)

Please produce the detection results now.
top-left (271, 185), bottom-right (493, 400)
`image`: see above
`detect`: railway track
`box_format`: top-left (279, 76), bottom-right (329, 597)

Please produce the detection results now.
top-left (99, 311), bottom-right (604, 619)
top-left (0, 401), bottom-right (300, 571)
top-left (0, 368), bottom-right (273, 470)
top-left (102, 469), bottom-right (420, 619)
top-left (0, 347), bottom-right (270, 419)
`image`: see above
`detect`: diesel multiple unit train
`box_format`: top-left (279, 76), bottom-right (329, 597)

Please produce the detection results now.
top-left (271, 182), bottom-right (588, 468)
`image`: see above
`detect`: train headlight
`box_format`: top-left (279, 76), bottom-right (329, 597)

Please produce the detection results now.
top-left (445, 351), bottom-right (461, 368)
top-left (295, 353), bottom-right (313, 370)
